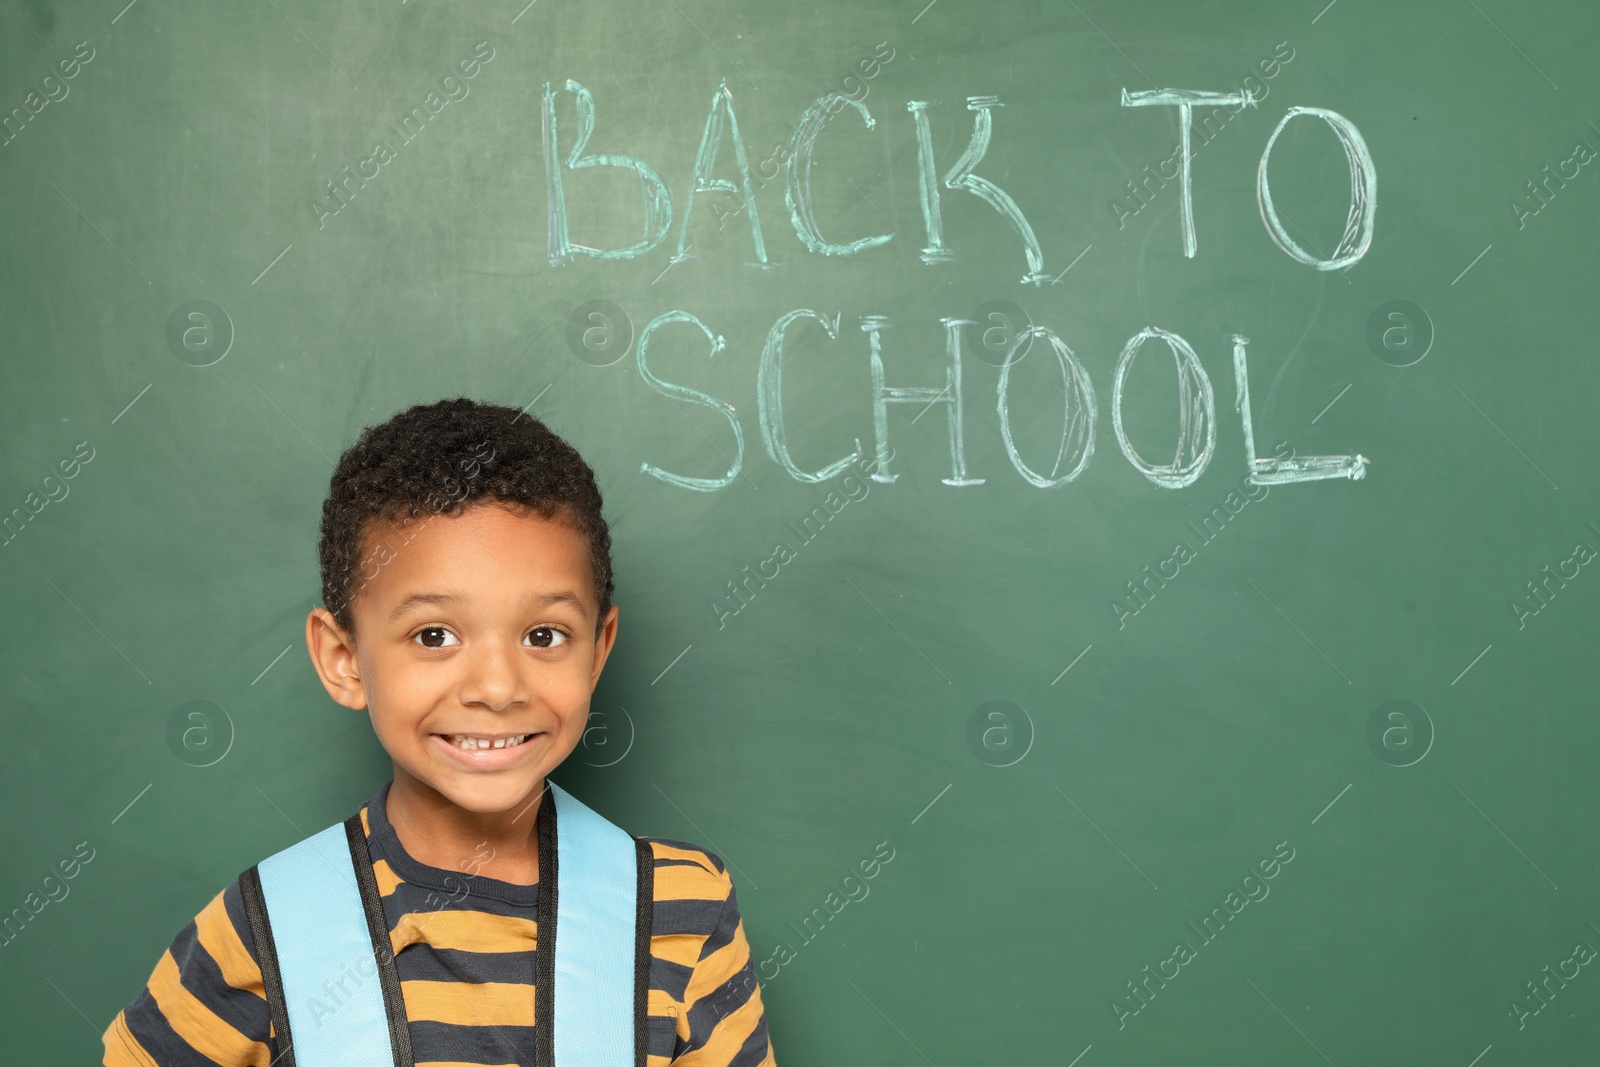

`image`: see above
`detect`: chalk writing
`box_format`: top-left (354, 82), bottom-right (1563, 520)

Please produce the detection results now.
top-left (636, 315), bottom-right (1368, 493)
top-left (909, 96), bottom-right (1049, 284)
top-left (1111, 41), bottom-right (1296, 234)
top-left (1256, 106), bottom-right (1377, 270)
top-left (675, 80), bottom-right (769, 267)
top-left (543, 79), bottom-right (673, 263)
top-left (712, 41), bottom-right (897, 234)
top-left (635, 310), bottom-right (744, 492)
top-left (534, 76), bottom-right (1375, 274)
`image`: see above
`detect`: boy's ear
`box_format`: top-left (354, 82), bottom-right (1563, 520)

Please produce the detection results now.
top-left (590, 603), bottom-right (620, 687)
top-left (306, 607), bottom-right (370, 710)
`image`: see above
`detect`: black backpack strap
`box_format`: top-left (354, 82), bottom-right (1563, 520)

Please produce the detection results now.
top-left (238, 864), bottom-right (297, 1067)
top-left (528, 785), bottom-right (657, 1066)
top-left (343, 814), bottom-right (415, 1067)
top-left (633, 837), bottom-right (656, 1067)
top-left (237, 814), bottom-right (415, 1067)
top-left (534, 792), bottom-right (559, 1067)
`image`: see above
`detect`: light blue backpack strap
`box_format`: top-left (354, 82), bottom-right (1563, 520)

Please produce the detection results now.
top-left (546, 780), bottom-right (642, 1066)
top-left (252, 820), bottom-right (400, 1067)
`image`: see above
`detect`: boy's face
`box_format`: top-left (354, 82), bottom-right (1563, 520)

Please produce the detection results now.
top-left (306, 501), bottom-right (618, 817)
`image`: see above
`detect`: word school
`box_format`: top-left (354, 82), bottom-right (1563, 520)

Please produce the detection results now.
top-left (633, 312), bottom-right (1369, 493)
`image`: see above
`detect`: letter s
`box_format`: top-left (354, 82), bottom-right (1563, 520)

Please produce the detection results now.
top-left (874, 839), bottom-right (895, 863)
top-left (636, 311), bottom-right (745, 492)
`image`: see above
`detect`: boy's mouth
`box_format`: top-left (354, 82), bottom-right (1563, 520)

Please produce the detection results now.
top-left (435, 732), bottom-right (537, 751)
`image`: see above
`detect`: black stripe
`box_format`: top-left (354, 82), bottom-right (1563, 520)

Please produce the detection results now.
top-left (344, 815), bottom-right (416, 1067)
top-left (237, 866), bottom-right (296, 1067)
top-left (633, 838), bottom-right (655, 1067)
top-left (534, 786), bottom-right (558, 1067)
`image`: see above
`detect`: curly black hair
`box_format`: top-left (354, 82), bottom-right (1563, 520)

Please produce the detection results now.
top-left (318, 397), bottom-right (614, 640)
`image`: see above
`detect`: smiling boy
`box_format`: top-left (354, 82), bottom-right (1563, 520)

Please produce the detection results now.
top-left (102, 397), bottom-right (776, 1067)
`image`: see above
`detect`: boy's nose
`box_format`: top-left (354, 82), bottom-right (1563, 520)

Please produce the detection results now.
top-left (458, 636), bottom-right (535, 708)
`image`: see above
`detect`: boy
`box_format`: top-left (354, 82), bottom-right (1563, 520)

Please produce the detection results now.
top-left (102, 397), bottom-right (776, 1067)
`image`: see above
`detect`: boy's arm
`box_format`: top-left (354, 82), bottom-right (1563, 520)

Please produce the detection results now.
top-left (102, 879), bottom-right (276, 1067)
top-left (672, 859), bottom-right (777, 1067)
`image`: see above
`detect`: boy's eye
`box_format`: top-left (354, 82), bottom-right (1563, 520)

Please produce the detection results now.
top-left (526, 626), bottom-right (567, 649)
top-left (414, 627), bottom-right (459, 649)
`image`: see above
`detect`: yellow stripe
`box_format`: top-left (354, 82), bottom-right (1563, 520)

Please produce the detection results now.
top-left (652, 929), bottom-right (709, 970)
top-left (100, 1011), bottom-right (158, 1067)
top-left (373, 857), bottom-right (404, 897)
top-left (647, 988), bottom-right (682, 1017)
top-left (686, 990), bottom-right (773, 1067)
top-left (400, 979), bottom-right (535, 1027)
top-left (391, 909), bottom-right (537, 955)
top-left (650, 841), bottom-right (717, 874)
top-left (652, 870), bottom-right (725, 903)
top-left (146, 950), bottom-right (271, 1067)
top-left (193, 890), bottom-right (263, 999)
top-left (683, 916), bottom-right (751, 1007)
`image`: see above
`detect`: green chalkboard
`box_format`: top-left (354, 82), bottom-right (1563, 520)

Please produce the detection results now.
top-left (5, 0), bottom-right (1600, 1063)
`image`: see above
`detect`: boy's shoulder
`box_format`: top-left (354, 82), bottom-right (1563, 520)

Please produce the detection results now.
top-left (638, 835), bottom-right (735, 899)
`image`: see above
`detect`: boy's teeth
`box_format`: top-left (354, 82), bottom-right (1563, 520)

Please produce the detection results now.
top-left (446, 734), bottom-right (531, 751)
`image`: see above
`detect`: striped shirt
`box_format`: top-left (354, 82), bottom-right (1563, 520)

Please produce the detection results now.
top-left (101, 780), bottom-right (776, 1067)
